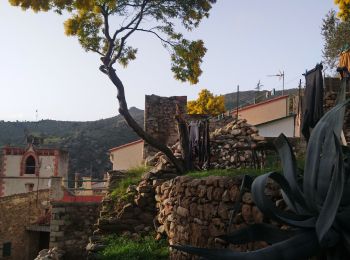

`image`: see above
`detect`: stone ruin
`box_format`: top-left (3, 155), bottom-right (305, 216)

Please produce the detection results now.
top-left (34, 247), bottom-right (65, 260)
top-left (144, 95), bottom-right (187, 157)
top-left (210, 118), bottom-right (266, 169)
top-left (146, 117), bottom-right (267, 171)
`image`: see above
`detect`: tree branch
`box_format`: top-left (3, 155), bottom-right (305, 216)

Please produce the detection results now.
top-left (109, 0), bottom-right (148, 67)
top-left (135, 28), bottom-right (175, 47)
top-left (106, 67), bottom-right (185, 174)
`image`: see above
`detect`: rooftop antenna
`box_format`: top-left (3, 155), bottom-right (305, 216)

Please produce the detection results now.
top-left (255, 80), bottom-right (263, 92)
top-left (267, 70), bottom-right (285, 95)
top-left (35, 109), bottom-right (39, 121)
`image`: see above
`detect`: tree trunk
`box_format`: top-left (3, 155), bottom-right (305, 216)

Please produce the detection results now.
top-left (175, 108), bottom-right (191, 171)
top-left (107, 67), bottom-right (186, 174)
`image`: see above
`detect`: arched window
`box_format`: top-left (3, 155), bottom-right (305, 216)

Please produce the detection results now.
top-left (25, 156), bottom-right (36, 174)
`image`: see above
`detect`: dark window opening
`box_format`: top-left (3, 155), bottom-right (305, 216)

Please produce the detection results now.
top-left (3, 242), bottom-right (11, 257)
top-left (25, 156), bottom-right (36, 174)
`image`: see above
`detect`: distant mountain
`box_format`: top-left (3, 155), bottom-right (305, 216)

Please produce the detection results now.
top-left (0, 107), bottom-right (144, 179)
top-left (0, 89), bottom-right (300, 179)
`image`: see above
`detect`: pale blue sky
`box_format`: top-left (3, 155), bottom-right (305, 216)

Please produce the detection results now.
top-left (0, 1), bottom-right (336, 121)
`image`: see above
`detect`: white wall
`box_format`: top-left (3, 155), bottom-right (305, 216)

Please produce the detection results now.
top-left (257, 116), bottom-right (295, 137)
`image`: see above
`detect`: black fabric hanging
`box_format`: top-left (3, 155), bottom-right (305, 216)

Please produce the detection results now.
top-left (301, 64), bottom-right (324, 142)
top-left (188, 120), bottom-right (210, 169)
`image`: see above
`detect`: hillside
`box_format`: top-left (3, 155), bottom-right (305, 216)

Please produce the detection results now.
top-left (0, 107), bottom-right (144, 179)
top-left (0, 89), bottom-right (300, 179)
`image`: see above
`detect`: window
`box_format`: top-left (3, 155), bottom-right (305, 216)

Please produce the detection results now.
top-left (2, 242), bottom-right (11, 257)
top-left (25, 155), bottom-right (36, 174)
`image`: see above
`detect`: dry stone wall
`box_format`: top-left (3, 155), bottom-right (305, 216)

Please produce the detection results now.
top-left (144, 95), bottom-right (187, 158)
top-left (155, 175), bottom-right (283, 260)
top-left (210, 118), bottom-right (266, 169)
top-left (147, 117), bottom-right (267, 171)
top-left (87, 170), bottom-right (176, 258)
top-left (0, 190), bottom-right (50, 260)
top-left (50, 201), bottom-right (100, 260)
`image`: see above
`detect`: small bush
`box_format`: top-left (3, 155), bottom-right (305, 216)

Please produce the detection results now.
top-left (98, 234), bottom-right (169, 260)
top-left (110, 166), bottom-right (150, 200)
top-left (186, 167), bottom-right (281, 179)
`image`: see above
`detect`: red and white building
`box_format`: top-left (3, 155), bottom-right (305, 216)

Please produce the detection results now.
top-left (0, 144), bottom-right (68, 197)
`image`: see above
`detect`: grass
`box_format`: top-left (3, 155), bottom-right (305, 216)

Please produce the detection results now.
top-left (97, 234), bottom-right (169, 260)
top-left (110, 166), bottom-right (150, 200)
top-left (186, 167), bottom-right (281, 179)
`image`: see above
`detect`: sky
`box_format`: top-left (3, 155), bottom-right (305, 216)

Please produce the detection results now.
top-left (0, 1), bottom-right (337, 121)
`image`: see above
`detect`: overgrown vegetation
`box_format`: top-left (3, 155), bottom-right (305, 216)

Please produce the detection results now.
top-left (321, 10), bottom-right (350, 71)
top-left (187, 89), bottom-right (226, 116)
top-left (97, 234), bottom-right (169, 260)
top-left (186, 166), bottom-right (281, 179)
top-left (110, 166), bottom-right (150, 201)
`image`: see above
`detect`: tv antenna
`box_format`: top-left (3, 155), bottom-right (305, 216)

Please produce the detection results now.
top-left (35, 109), bottom-right (39, 121)
top-left (267, 70), bottom-right (285, 95)
top-left (255, 80), bottom-right (263, 92)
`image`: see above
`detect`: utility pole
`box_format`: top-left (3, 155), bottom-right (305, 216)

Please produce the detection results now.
top-left (236, 85), bottom-right (239, 119)
top-left (254, 80), bottom-right (263, 103)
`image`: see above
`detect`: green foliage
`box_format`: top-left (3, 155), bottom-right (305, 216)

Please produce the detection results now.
top-left (98, 234), bottom-right (169, 260)
top-left (0, 107), bottom-right (144, 179)
top-left (335, 0), bottom-right (350, 21)
top-left (321, 10), bottom-right (350, 71)
top-left (9, 0), bottom-right (217, 84)
top-left (186, 167), bottom-right (281, 179)
top-left (110, 166), bottom-right (149, 200)
top-left (187, 89), bottom-right (226, 116)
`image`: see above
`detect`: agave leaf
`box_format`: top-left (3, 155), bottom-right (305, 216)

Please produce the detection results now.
top-left (302, 121), bottom-right (328, 212)
top-left (303, 101), bottom-right (350, 212)
top-left (228, 175), bottom-right (253, 230)
top-left (251, 172), bottom-right (315, 227)
top-left (316, 126), bottom-right (340, 205)
top-left (172, 231), bottom-right (320, 260)
top-left (218, 223), bottom-right (297, 245)
top-left (335, 78), bottom-right (347, 104)
top-left (316, 134), bottom-right (344, 245)
top-left (274, 134), bottom-right (308, 214)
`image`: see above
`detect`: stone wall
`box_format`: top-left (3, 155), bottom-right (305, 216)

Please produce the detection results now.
top-left (147, 117), bottom-right (267, 171)
top-left (50, 201), bottom-right (100, 260)
top-left (86, 170), bottom-right (177, 258)
top-left (210, 118), bottom-right (266, 169)
top-left (144, 95), bottom-right (187, 158)
top-left (155, 175), bottom-right (282, 260)
top-left (0, 190), bottom-right (50, 260)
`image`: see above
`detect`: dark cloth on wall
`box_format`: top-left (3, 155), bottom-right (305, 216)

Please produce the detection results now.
top-left (189, 122), bottom-right (199, 154)
top-left (188, 120), bottom-right (210, 169)
top-left (302, 64), bottom-right (324, 141)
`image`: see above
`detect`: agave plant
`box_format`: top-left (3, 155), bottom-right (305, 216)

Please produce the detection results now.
top-left (172, 80), bottom-right (350, 260)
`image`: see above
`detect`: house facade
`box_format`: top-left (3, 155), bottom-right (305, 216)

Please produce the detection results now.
top-left (233, 95), bottom-right (300, 137)
top-left (109, 140), bottom-right (144, 171)
top-left (0, 144), bottom-right (68, 197)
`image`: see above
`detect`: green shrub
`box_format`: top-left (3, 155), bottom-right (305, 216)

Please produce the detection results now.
top-left (186, 167), bottom-right (281, 179)
top-left (98, 234), bottom-right (169, 260)
top-left (110, 166), bottom-right (150, 200)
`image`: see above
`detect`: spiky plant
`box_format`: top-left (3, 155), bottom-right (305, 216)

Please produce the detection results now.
top-left (172, 79), bottom-right (350, 260)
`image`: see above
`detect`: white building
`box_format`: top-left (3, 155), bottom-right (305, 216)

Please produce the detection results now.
top-left (0, 144), bottom-right (68, 197)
